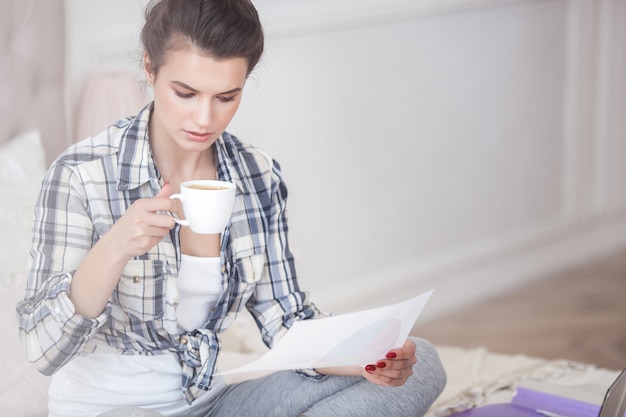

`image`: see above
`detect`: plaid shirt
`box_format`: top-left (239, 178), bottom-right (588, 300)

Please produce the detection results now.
top-left (17, 104), bottom-right (321, 404)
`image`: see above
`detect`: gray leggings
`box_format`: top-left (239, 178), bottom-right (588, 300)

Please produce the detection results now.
top-left (98, 337), bottom-right (446, 417)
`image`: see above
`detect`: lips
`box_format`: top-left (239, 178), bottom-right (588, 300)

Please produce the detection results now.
top-left (185, 130), bottom-right (212, 142)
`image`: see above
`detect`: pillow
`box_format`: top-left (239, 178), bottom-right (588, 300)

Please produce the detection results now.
top-left (0, 132), bottom-right (54, 415)
top-left (0, 192), bottom-right (38, 278)
top-left (0, 129), bottom-right (46, 279)
top-left (0, 129), bottom-right (46, 191)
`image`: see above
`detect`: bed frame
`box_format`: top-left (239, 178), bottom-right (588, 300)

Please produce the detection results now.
top-left (0, 0), bottom-right (67, 164)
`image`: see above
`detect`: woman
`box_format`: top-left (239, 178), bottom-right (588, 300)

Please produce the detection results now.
top-left (17, 1), bottom-right (446, 416)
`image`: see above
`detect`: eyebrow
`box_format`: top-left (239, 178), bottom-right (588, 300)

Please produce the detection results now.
top-left (171, 81), bottom-right (242, 95)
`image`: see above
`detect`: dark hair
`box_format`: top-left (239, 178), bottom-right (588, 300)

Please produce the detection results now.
top-left (141, 0), bottom-right (264, 76)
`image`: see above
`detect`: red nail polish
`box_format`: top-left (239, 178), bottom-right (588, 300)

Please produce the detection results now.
top-left (386, 352), bottom-right (397, 359)
top-left (365, 365), bottom-right (376, 373)
top-left (376, 361), bottom-right (387, 369)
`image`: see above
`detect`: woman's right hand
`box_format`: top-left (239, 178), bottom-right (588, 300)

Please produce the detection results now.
top-left (107, 183), bottom-right (177, 260)
top-left (70, 183), bottom-right (177, 318)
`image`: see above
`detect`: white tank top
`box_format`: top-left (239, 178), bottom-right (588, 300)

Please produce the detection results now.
top-left (176, 254), bottom-right (223, 332)
top-left (48, 256), bottom-right (225, 417)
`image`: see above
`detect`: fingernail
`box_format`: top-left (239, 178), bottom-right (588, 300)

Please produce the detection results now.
top-left (365, 365), bottom-right (376, 373)
top-left (376, 361), bottom-right (387, 369)
top-left (386, 352), bottom-right (397, 359)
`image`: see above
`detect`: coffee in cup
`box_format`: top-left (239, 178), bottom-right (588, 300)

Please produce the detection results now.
top-left (169, 180), bottom-right (236, 234)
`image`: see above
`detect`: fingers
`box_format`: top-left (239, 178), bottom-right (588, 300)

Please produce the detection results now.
top-left (108, 184), bottom-right (177, 259)
top-left (129, 188), bottom-right (177, 233)
top-left (363, 339), bottom-right (417, 387)
top-left (363, 368), bottom-right (413, 387)
top-left (373, 354), bottom-right (417, 372)
top-left (155, 182), bottom-right (172, 198)
top-left (137, 183), bottom-right (176, 212)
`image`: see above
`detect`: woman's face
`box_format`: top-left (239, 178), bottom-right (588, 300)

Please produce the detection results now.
top-left (145, 46), bottom-right (248, 153)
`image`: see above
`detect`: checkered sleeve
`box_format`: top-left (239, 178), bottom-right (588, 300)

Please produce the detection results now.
top-left (16, 161), bottom-right (109, 375)
top-left (244, 158), bottom-right (316, 338)
top-left (245, 158), bottom-right (328, 381)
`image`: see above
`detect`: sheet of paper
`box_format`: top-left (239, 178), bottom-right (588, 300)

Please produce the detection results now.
top-left (218, 289), bottom-right (434, 376)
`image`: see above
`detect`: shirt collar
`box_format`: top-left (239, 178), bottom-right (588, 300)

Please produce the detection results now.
top-left (117, 102), bottom-right (157, 191)
top-left (214, 133), bottom-right (256, 196)
top-left (116, 102), bottom-right (254, 196)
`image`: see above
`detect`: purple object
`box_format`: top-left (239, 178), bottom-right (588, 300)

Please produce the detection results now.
top-left (447, 403), bottom-right (540, 416)
top-left (448, 369), bottom-right (626, 417)
top-left (448, 387), bottom-right (601, 417)
top-left (512, 387), bottom-right (601, 417)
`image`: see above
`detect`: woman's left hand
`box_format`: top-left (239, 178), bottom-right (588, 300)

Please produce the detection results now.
top-left (361, 339), bottom-right (417, 387)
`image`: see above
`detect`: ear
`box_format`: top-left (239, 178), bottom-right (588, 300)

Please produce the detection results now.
top-left (143, 53), bottom-right (154, 85)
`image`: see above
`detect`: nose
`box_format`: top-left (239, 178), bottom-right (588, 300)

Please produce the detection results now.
top-left (192, 97), bottom-right (211, 128)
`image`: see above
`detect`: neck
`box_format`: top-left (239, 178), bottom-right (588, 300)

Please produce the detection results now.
top-left (149, 124), bottom-right (217, 187)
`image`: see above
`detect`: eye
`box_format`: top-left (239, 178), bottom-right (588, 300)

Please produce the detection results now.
top-left (217, 95), bottom-right (237, 103)
top-left (174, 90), bottom-right (195, 99)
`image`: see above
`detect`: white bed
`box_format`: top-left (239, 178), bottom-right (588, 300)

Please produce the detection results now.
top-left (0, 1), bottom-right (619, 416)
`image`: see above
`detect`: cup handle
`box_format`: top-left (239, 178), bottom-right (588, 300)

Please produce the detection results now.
top-left (168, 194), bottom-right (189, 226)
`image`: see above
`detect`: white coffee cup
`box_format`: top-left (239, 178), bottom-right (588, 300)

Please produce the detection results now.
top-left (169, 180), bottom-right (236, 234)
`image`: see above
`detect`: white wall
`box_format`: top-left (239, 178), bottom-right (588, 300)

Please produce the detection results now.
top-left (65, 0), bottom-right (145, 102)
top-left (65, 0), bottom-right (626, 321)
